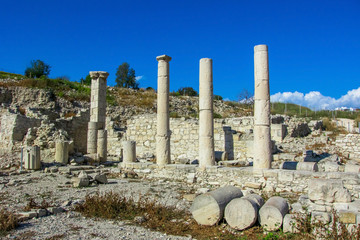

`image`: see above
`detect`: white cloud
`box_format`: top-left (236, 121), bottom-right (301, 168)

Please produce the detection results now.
top-left (135, 75), bottom-right (143, 81)
top-left (270, 87), bottom-right (360, 110)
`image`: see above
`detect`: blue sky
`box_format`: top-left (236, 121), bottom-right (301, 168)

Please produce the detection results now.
top-left (1, 0), bottom-right (359, 109)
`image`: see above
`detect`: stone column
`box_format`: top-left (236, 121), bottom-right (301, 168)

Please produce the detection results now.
top-left (24, 146), bottom-right (41, 170)
top-left (253, 45), bottom-right (272, 170)
top-left (199, 58), bottom-right (215, 169)
top-left (55, 141), bottom-right (69, 164)
top-left (122, 141), bottom-right (136, 163)
top-left (156, 55), bottom-right (171, 166)
top-left (97, 130), bottom-right (107, 162)
top-left (87, 71), bottom-right (109, 159)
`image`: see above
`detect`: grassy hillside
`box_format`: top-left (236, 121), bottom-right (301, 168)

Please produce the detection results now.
top-left (0, 71), bottom-right (25, 80)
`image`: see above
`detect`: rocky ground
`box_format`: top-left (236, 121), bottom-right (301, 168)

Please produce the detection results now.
top-left (0, 165), bottom-right (194, 240)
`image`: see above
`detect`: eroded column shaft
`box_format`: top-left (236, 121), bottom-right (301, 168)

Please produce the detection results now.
top-left (199, 58), bottom-right (215, 168)
top-left (87, 71), bottom-right (109, 157)
top-left (253, 45), bottom-right (272, 170)
top-left (156, 55), bottom-right (171, 166)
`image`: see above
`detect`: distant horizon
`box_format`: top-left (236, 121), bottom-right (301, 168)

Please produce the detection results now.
top-left (1, 0), bottom-right (359, 110)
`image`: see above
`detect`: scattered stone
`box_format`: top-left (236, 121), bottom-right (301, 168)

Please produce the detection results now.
top-left (183, 194), bottom-right (196, 202)
top-left (308, 179), bottom-right (351, 203)
top-left (94, 173), bottom-right (108, 184)
top-left (283, 214), bottom-right (300, 233)
top-left (72, 177), bottom-right (90, 188)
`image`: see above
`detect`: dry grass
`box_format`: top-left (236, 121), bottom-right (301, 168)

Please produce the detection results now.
top-left (74, 191), bottom-right (265, 239)
top-left (109, 88), bottom-right (156, 109)
top-left (0, 208), bottom-right (19, 236)
top-left (305, 142), bottom-right (326, 150)
top-left (64, 111), bottom-right (77, 118)
top-left (74, 191), bottom-right (360, 240)
top-left (23, 198), bottom-right (52, 211)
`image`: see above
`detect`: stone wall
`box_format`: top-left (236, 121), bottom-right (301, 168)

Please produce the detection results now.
top-left (112, 114), bottom-right (277, 161)
top-left (334, 134), bottom-right (360, 161)
top-left (0, 110), bottom-right (41, 153)
top-left (120, 162), bottom-right (360, 217)
top-left (55, 109), bottom-right (89, 153)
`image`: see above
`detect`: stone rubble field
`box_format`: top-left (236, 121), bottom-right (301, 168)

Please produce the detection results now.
top-left (0, 166), bottom-right (192, 240)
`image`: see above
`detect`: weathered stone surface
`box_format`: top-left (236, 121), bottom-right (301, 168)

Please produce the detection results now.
top-left (94, 173), bottom-right (108, 184)
top-left (283, 214), bottom-right (300, 233)
top-left (253, 44), bottom-right (272, 171)
top-left (199, 58), bottom-right (215, 169)
top-left (338, 211), bottom-right (357, 224)
top-left (123, 141), bottom-right (136, 163)
top-left (190, 186), bottom-right (243, 226)
top-left (224, 197), bottom-right (259, 230)
top-left (290, 122), bottom-right (311, 137)
top-left (156, 55), bottom-right (171, 166)
top-left (72, 177), bottom-right (89, 188)
top-left (55, 141), bottom-right (69, 164)
top-left (308, 179), bottom-right (351, 203)
top-left (259, 196), bottom-right (289, 231)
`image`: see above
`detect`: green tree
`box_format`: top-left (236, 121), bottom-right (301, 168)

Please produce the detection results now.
top-left (115, 62), bottom-right (138, 89)
top-left (80, 75), bottom-right (92, 85)
top-left (177, 87), bottom-right (198, 96)
top-left (24, 59), bottom-right (51, 78)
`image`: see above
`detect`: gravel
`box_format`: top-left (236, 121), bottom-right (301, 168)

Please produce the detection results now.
top-left (0, 168), bottom-right (193, 240)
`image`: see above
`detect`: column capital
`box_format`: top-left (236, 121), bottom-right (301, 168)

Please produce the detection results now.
top-left (89, 71), bottom-right (109, 79)
top-left (254, 44), bottom-right (268, 52)
top-left (156, 55), bottom-right (172, 62)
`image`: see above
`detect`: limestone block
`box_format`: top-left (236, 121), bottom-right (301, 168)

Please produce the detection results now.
top-left (324, 161), bottom-right (340, 172)
top-left (345, 164), bottom-right (360, 173)
top-left (283, 214), bottom-right (300, 233)
top-left (308, 179), bottom-right (351, 203)
top-left (72, 177), bottom-right (89, 188)
top-left (94, 173), bottom-right (108, 184)
top-left (338, 211), bottom-right (357, 224)
top-left (311, 211), bottom-right (331, 224)
top-left (278, 170), bottom-right (294, 182)
top-left (259, 196), bottom-right (289, 231)
top-left (55, 141), bottom-right (69, 164)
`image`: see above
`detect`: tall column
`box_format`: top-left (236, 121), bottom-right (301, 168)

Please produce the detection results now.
top-left (87, 71), bottom-right (109, 160)
top-left (156, 55), bottom-right (172, 166)
top-left (253, 44), bottom-right (272, 170)
top-left (199, 58), bottom-right (215, 169)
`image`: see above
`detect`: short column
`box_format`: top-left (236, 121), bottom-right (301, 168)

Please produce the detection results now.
top-left (156, 55), bottom-right (172, 166)
top-left (122, 141), bottom-right (136, 163)
top-left (97, 130), bottom-right (107, 162)
top-left (199, 58), bottom-right (215, 169)
top-left (87, 121), bottom-right (98, 154)
top-left (253, 44), bottom-right (272, 170)
top-left (24, 146), bottom-right (41, 170)
top-left (55, 141), bottom-right (69, 164)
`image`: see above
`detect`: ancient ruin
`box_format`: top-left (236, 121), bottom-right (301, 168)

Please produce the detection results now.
top-left (253, 44), bottom-right (272, 171)
top-left (199, 58), bottom-right (215, 169)
top-left (87, 71), bottom-right (109, 162)
top-left (1, 46), bottom-right (360, 239)
top-left (156, 55), bottom-right (171, 166)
